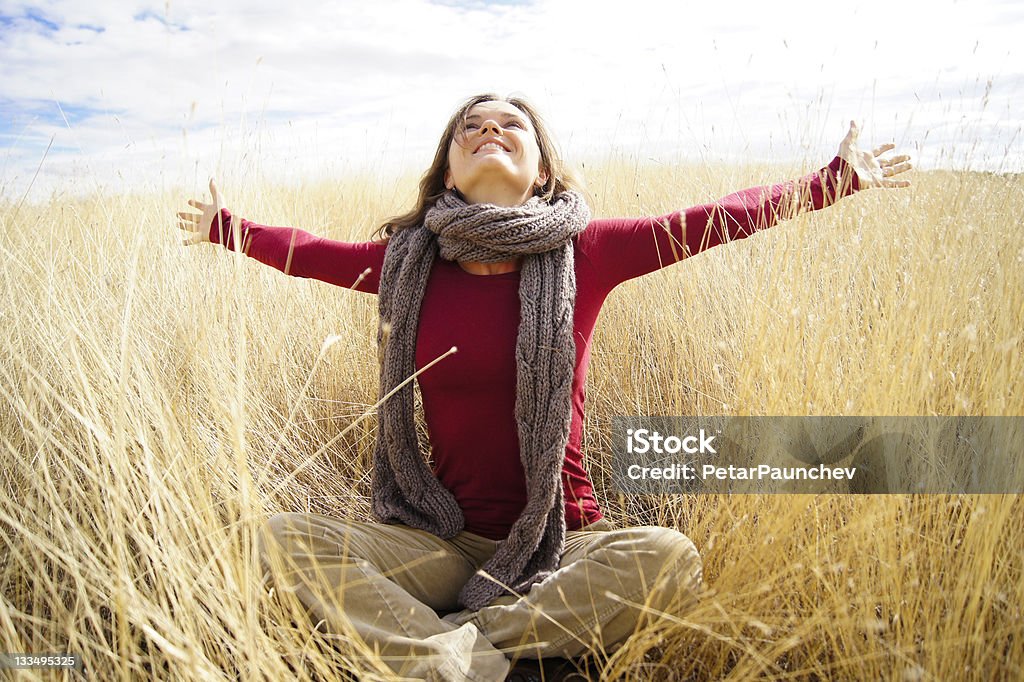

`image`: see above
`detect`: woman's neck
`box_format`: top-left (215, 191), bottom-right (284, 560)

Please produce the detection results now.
top-left (459, 184), bottom-right (533, 208)
top-left (458, 258), bottom-right (522, 275)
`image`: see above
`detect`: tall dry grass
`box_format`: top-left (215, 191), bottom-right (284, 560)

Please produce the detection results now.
top-left (0, 158), bottom-right (1021, 680)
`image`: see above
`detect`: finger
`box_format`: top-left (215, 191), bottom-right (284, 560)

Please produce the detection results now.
top-left (878, 154), bottom-right (911, 167)
top-left (885, 161), bottom-right (913, 176)
top-left (840, 120), bottom-right (858, 147)
top-left (187, 199), bottom-right (209, 210)
top-left (209, 178), bottom-right (221, 205)
top-left (177, 211), bottom-right (201, 222)
top-left (872, 143), bottom-right (896, 156)
top-left (882, 178), bottom-right (911, 189)
top-left (182, 232), bottom-right (206, 246)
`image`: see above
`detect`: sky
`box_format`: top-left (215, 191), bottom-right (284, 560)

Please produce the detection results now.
top-left (0, 0), bottom-right (1021, 201)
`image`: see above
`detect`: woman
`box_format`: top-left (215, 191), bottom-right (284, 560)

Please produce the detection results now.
top-left (178, 94), bottom-right (910, 681)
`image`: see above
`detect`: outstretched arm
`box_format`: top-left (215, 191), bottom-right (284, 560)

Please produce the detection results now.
top-left (582, 121), bottom-right (911, 289)
top-left (177, 179), bottom-right (385, 294)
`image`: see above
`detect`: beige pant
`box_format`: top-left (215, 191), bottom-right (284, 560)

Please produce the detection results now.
top-left (257, 513), bottom-right (703, 681)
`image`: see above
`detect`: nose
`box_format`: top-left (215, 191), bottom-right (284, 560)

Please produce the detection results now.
top-left (478, 119), bottom-right (503, 136)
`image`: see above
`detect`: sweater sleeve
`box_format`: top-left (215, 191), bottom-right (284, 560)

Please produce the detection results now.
top-left (581, 156), bottom-right (860, 290)
top-left (209, 208), bottom-right (385, 294)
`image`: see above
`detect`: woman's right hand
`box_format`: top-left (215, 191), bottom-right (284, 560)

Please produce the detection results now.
top-left (836, 121), bottom-right (912, 189)
top-left (177, 178), bottom-right (225, 246)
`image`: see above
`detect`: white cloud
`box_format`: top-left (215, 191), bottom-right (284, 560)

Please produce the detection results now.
top-left (0, 0), bottom-right (1021, 201)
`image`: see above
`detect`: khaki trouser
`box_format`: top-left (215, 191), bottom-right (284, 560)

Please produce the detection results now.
top-left (257, 513), bottom-right (703, 681)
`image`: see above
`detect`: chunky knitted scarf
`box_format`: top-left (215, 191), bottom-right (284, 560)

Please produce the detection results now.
top-left (372, 189), bottom-right (591, 610)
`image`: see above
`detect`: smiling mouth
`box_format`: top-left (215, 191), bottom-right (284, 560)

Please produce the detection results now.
top-left (474, 140), bottom-right (511, 154)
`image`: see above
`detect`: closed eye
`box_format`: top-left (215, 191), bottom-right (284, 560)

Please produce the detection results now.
top-left (463, 119), bottom-right (525, 131)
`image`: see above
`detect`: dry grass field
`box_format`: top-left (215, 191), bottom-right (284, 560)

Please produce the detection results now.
top-left (1, 158), bottom-right (1021, 680)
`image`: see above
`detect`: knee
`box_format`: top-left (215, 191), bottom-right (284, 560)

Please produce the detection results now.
top-left (638, 527), bottom-right (702, 579)
top-left (263, 511), bottom-right (301, 541)
top-left (258, 512), bottom-right (322, 561)
top-left (619, 526), bottom-right (704, 612)
top-left (257, 512), bottom-right (296, 561)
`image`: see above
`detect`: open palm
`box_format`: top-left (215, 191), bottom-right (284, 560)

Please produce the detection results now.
top-left (837, 121), bottom-right (912, 189)
top-left (177, 179), bottom-right (226, 246)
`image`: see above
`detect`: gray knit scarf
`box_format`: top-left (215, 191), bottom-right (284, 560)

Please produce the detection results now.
top-left (372, 189), bottom-right (591, 610)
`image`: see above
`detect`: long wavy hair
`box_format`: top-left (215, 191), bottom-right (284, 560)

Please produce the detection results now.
top-left (373, 93), bottom-right (582, 241)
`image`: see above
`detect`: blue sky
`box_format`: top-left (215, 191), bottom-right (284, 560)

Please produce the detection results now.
top-left (0, 0), bottom-right (1021, 200)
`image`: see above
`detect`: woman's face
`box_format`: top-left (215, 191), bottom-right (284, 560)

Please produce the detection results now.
top-left (444, 100), bottom-right (549, 206)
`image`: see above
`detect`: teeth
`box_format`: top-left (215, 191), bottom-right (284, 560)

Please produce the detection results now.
top-left (477, 142), bottom-right (506, 153)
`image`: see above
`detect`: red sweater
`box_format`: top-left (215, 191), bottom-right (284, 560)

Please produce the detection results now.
top-left (211, 157), bottom-right (858, 539)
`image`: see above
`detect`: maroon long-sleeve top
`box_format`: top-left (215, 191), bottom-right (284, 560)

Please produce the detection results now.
top-left (211, 157), bottom-right (859, 539)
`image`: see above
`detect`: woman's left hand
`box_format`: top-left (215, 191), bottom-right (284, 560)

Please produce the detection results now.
top-left (837, 120), bottom-right (912, 189)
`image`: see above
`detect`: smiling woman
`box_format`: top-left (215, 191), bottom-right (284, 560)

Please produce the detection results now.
top-left (445, 100), bottom-right (549, 207)
top-left (176, 92), bottom-right (911, 681)
top-left (377, 94), bottom-right (580, 227)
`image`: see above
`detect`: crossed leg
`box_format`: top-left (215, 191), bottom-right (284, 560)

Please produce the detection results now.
top-left (445, 523), bottom-right (704, 661)
top-left (257, 513), bottom-right (703, 681)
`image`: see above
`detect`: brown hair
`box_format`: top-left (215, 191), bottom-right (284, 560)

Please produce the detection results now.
top-left (374, 93), bottom-right (581, 241)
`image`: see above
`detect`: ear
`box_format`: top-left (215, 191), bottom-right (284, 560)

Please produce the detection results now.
top-left (444, 169), bottom-right (454, 190)
top-left (535, 167), bottom-right (549, 188)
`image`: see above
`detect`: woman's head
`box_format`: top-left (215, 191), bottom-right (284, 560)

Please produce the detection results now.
top-left (445, 98), bottom-right (550, 207)
top-left (377, 93), bottom-right (580, 238)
